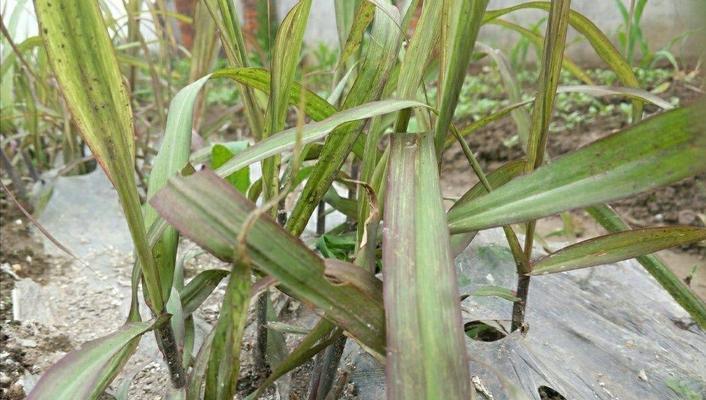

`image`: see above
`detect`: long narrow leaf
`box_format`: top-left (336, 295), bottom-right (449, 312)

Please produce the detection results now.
top-left (28, 318), bottom-right (165, 400)
top-left (484, 1), bottom-right (639, 89)
top-left (287, 4), bottom-right (403, 236)
top-left (434, 0), bottom-right (489, 153)
top-left (150, 170), bottom-right (386, 356)
top-left (339, 0), bottom-right (376, 66)
top-left (484, 1), bottom-right (643, 119)
top-left (587, 204), bottom-right (706, 329)
top-left (450, 160), bottom-right (527, 256)
top-left (383, 133), bottom-right (470, 400)
top-left (525, 0), bottom-right (571, 170)
top-left (145, 74), bottom-right (212, 299)
top-left (215, 99), bottom-right (426, 178)
top-left (35, 0), bottom-right (164, 312)
top-left (531, 227), bottom-right (706, 275)
top-left (448, 105), bottom-right (706, 233)
top-left (205, 259), bottom-right (252, 399)
top-left (181, 269), bottom-right (229, 315)
top-left (261, 0), bottom-right (312, 206)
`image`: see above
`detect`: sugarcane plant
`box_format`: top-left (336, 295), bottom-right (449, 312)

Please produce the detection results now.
top-left (25, 0), bottom-right (706, 399)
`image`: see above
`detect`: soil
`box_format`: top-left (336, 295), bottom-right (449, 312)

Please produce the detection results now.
top-left (0, 193), bottom-right (57, 399)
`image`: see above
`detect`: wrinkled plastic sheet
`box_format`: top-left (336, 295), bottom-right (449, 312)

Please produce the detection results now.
top-left (346, 228), bottom-right (706, 400)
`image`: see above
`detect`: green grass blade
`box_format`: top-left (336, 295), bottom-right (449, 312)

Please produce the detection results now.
top-left (35, 0), bottom-right (164, 311)
top-left (205, 259), bottom-right (252, 400)
top-left (587, 204), bottom-right (706, 329)
top-left (470, 286), bottom-right (520, 302)
top-left (396, 1), bottom-right (440, 101)
top-left (443, 79), bottom-right (671, 150)
top-left (532, 227), bottom-right (706, 275)
top-left (525, 0), bottom-right (571, 170)
top-left (27, 317), bottom-right (165, 400)
top-left (150, 170), bottom-right (386, 356)
top-left (444, 100), bottom-right (534, 148)
top-left (557, 85), bottom-right (673, 109)
top-left (339, 0), bottom-right (376, 66)
top-left (214, 99), bottom-right (426, 178)
top-left (334, 0), bottom-right (359, 49)
top-left (212, 67), bottom-right (337, 121)
top-left (211, 142), bottom-right (251, 193)
top-left (448, 105), bottom-right (706, 233)
top-left (434, 0), bottom-right (488, 154)
top-left (383, 133), bottom-right (470, 400)
top-left (145, 74), bottom-right (211, 300)
top-left (35, 0), bottom-right (135, 179)
top-left (351, 0), bottom-right (443, 247)
top-left (188, 1), bottom-right (220, 128)
top-left (262, 0), bottom-right (312, 207)
top-left (142, 99), bottom-right (426, 250)
top-left (286, 5), bottom-right (402, 236)
top-left (203, 0), bottom-right (264, 139)
top-left (181, 269), bottom-right (229, 315)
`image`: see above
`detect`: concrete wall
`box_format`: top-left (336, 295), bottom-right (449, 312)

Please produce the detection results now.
top-left (274, 0), bottom-right (701, 65)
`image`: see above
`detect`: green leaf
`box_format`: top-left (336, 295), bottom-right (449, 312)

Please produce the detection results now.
top-left (475, 42), bottom-right (532, 148)
top-left (433, 0), bottom-right (489, 153)
top-left (448, 105), bottom-right (706, 233)
top-left (150, 170), bottom-right (386, 357)
top-left (35, 0), bottom-right (163, 311)
top-left (202, 0), bottom-right (264, 139)
top-left (286, 4), bottom-right (403, 236)
top-left (212, 67), bottom-right (337, 122)
top-left (186, 328), bottom-right (215, 400)
top-left (445, 83), bottom-right (671, 150)
top-left (383, 133), bottom-right (471, 399)
top-left (144, 99), bottom-right (426, 252)
top-left (485, 1), bottom-right (638, 88)
top-left (35, 0), bottom-right (134, 175)
top-left (317, 233), bottom-right (357, 260)
top-left (145, 74), bottom-right (212, 300)
top-left (586, 204), bottom-right (706, 329)
top-left (469, 286), bottom-right (519, 302)
top-left (444, 100), bottom-right (533, 148)
top-left (181, 269), bottom-right (230, 315)
top-left (261, 0), bottom-right (312, 206)
top-left (214, 99), bottom-right (426, 179)
top-left (205, 259), bottom-right (252, 400)
top-left (525, 0), bottom-right (571, 170)
top-left (339, 0), bottom-right (376, 66)
top-left (453, 160), bottom-right (527, 208)
top-left (27, 318), bottom-right (165, 400)
top-left (531, 227), bottom-right (706, 275)
top-left (558, 85), bottom-right (673, 110)
top-left (334, 0), bottom-right (359, 49)
top-left (324, 188), bottom-right (358, 220)
top-left (0, 35), bottom-right (43, 80)
top-left (211, 143), bottom-right (250, 193)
